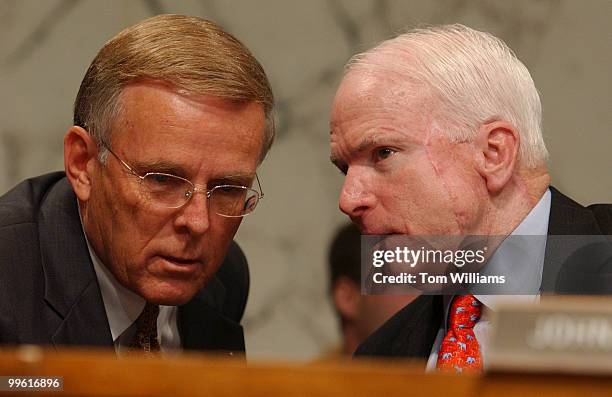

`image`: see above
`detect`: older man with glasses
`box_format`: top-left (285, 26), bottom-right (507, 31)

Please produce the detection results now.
top-left (0, 14), bottom-right (273, 355)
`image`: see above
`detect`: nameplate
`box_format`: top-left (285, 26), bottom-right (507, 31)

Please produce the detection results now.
top-left (487, 297), bottom-right (612, 375)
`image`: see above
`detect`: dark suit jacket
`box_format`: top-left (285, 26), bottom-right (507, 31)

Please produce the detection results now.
top-left (355, 187), bottom-right (612, 359)
top-left (0, 172), bottom-right (249, 353)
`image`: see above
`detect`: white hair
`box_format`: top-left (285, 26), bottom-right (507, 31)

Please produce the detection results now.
top-left (347, 24), bottom-right (548, 168)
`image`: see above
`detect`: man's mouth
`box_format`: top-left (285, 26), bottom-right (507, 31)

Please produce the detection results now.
top-left (163, 255), bottom-right (199, 265)
top-left (157, 255), bottom-right (202, 275)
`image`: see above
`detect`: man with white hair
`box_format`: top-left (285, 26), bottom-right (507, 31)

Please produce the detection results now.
top-left (330, 24), bottom-right (611, 371)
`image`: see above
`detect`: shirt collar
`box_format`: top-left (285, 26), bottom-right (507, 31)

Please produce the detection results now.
top-left (475, 188), bottom-right (551, 308)
top-left (78, 207), bottom-right (145, 342)
top-left (443, 189), bottom-right (552, 320)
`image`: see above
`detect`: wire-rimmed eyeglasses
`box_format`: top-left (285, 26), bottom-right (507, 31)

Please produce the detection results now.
top-left (101, 143), bottom-right (264, 218)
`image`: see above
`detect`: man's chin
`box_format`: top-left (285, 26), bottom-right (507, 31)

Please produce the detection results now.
top-left (138, 280), bottom-right (205, 306)
top-left (148, 294), bottom-right (193, 306)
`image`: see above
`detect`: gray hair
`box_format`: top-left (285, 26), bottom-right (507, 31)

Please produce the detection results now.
top-left (347, 24), bottom-right (548, 168)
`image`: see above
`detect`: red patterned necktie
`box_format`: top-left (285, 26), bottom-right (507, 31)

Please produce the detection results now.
top-left (436, 295), bottom-right (482, 373)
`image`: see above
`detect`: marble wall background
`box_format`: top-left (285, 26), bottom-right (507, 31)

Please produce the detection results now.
top-left (1, 0), bottom-right (610, 360)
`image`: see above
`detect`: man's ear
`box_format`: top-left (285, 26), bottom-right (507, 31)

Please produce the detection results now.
top-left (474, 121), bottom-right (519, 193)
top-left (64, 126), bottom-right (99, 202)
top-left (332, 277), bottom-right (361, 323)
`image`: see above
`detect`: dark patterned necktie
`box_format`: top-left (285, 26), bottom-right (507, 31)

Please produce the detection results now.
top-left (436, 295), bottom-right (482, 373)
top-left (129, 302), bottom-right (160, 356)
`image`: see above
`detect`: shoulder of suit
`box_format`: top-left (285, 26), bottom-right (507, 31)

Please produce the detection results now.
top-left (0, 172), bottom-right (66, 228)
top-left (587, 203), bottom-right (612, 234)
top-left (549, 186), bottom-right (612, 235)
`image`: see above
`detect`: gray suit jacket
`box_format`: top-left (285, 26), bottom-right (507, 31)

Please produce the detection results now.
top-left (0, 172), bottom-right (249, 352)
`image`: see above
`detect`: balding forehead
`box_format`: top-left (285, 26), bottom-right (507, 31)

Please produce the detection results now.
top-left (334, 68), bottom-right (431, 113)
top-left (341, 66), bottom-right (401, 92)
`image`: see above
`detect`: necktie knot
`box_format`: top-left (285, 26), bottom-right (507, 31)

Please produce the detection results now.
top-left (136, 302), bottom-right (159, 331)
top-left (448, 294), bottom-right (481, 329)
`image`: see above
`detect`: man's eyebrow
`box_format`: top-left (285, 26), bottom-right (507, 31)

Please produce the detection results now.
top-left (356, 136), bottom-right (380, 153)
top-left (330, 133), bottom-right (409, 170)
top-left (329, 136), bottom-right (381, 172)
top-left (357, 134), bottom-right (411, 152)
top-left (210, 173), bottom-right (255, 186)
top-left (129, 158), bottom-right (255, 185)
top-left (131, 160), bottom-right (184, 175)
top-left (331, 136), bottom-right (383, 163)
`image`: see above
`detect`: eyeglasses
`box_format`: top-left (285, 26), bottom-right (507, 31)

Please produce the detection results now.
top-left (101, 143), bottom-right (264, 218)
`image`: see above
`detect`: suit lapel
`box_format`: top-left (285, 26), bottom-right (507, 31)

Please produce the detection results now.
top-left (389, 295), bottom-right (443, 359)
top-left (37, 177), bottom-right (112, 347)
top-left (51, 279), bottom-right (114, 347)
top-left (354, 294), bottom-right (442, 359)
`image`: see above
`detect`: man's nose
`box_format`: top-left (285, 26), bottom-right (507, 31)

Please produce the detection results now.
top-left (176, 191), bottom-right (211, 235)
top-left (339, 169), bottom-right (375, 218)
